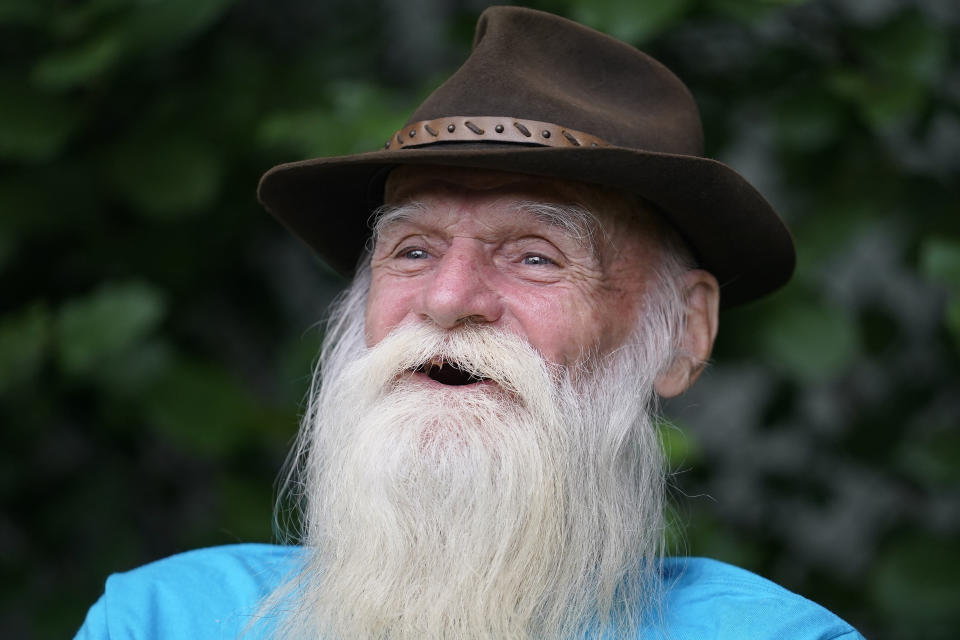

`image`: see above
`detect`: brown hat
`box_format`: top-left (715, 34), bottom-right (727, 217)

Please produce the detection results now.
top-left (257, 6), bottom-right (794, 307)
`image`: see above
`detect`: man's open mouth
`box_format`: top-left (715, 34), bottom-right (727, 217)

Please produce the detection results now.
top-left (415, 357), bottom-right (488, 386)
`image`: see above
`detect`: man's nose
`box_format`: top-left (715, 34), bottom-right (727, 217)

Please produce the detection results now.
top-left (418, 240), bottom-right (503, 329)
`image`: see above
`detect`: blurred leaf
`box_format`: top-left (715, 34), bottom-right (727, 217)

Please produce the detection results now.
top-left (854, 11), bottom-right (948, 85)
top-left (792, 201), bottom-right (873, 278)
top-left (659, 420), bottom-right (701, 469)
top-left (120, 0), bottom-right (237, 55)
top-left (257, 85), bottom-right (403, 157)
top-left (759, 301), bottom-right (861, 381)
top-left (199, 42), bottom-right (269, 133)
top-left (33, 0), bottom-right (234, 91)
top-left (919, 237), bottom-right (960, 289)
top-left (708, 0), bottom-right (810, 22)
top-left (897, 426), bottom-right (960, 488)
top-left (0, 0), bottom-right (50, 26)
top-left (0, 166), bottom-right (97, 245)
top-left (106, 133), bottom-right (223, 219)
top-left (774, 89), bottom-right (844, 151)
top-left (276, 330), bottom-right (324, 408)
top-left (827, 12), bottom-right (945, 134)
top-left (0, 176), bottom-right (42, 238)
top-left (828, 69), bottom-right (925, 131)
top-left (95, 338), bottom-right (175, 397)
top-left (872, 533), bottom-right (960, 622)
top-left (0, 303), bottom-right (51, 393)
top-left (48, 0), bottom-right (132, 40)
top-left (143, 359), bottom-right (267, 456)
top-left (683, 506), bottom-right (763, 569)
top-left (257, 106), bottom-right (331, 156)
top-left (257, 81), bottom-right (406, 158)
top-left (217, 475), bottom-right (274, 542)
top-left (0, 232), bottom-right (12, 270)
top-left (920, 237), bottom-right (960, 350)
top-left (572, 0), bottom-right (692, 44)
top-left (946, 299), bottom-right (960, 351)
top-left (0, 172), bottom-right (55, 239)
top-left (0, 76), bottom-right (82, 162)
top-left (31, 28), bottom-right (125, 91)
top-left (56, 281), bottom-right (166, 377)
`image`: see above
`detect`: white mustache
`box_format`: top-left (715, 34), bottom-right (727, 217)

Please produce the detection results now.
top-left (351, 321), bottom-right (559, 401)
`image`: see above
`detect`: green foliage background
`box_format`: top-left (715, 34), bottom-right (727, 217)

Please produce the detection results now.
top-left (2, 0), bottom-right (958, 637)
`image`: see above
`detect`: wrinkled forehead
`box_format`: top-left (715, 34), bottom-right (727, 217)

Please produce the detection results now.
top-left (382, 165), bottom-right (665, 240)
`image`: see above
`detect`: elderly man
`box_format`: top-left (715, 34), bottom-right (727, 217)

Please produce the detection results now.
top-left (77, 7), bottom-right (864, 640)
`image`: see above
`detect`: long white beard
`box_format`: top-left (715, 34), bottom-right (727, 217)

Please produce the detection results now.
top-left (263, 268), bottom-right (683, 639)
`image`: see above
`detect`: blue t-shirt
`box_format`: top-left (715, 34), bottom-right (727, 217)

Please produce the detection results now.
top-left (75, 544), bottom-right (865, 639)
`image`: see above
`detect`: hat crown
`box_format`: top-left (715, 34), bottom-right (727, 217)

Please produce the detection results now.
top-left (408, 6), bottom-right (704, 156)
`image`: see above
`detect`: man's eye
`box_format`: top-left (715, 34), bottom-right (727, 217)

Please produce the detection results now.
top-left (399, 248), bottom-right (429, 260)
top-left (521, 254), bottom-right (554, 266)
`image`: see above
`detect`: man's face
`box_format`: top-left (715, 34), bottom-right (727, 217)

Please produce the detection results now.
top-left (366, 166), bottom-right (667, 369)
top-left (274, 167), bottom-right (712, 639)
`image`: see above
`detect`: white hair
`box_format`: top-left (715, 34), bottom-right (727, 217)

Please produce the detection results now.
top-left (256, 199), bottom-right (696, 639)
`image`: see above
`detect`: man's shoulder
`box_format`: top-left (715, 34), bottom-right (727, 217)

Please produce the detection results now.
top-left (75, 543), bottom-right (300, 639)
top-left (659, 557), bottom-right (865, 640)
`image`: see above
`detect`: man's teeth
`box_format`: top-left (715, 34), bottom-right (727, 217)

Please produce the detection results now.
top-left (415, 357), bottom-right (486, 385)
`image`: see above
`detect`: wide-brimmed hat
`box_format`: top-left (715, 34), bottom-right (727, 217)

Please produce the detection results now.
top-left (258, 6), bottom-right (794, 307)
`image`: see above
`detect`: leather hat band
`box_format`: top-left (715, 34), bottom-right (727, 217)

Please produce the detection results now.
top-left (384, 116), bottom-right (611, 150)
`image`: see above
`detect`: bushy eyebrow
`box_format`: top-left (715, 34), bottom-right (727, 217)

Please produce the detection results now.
top-left (364, 202), bottom-right (425, 255)
top-left (514, 201), bottom-right (601, 257)
top-left (368, 200), bottom-right (602, 257)
top-left (369, 202), bottom-right (427, 239)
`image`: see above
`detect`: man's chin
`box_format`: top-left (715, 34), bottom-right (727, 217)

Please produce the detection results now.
top-left (379, 378), bottom-right (521, 455)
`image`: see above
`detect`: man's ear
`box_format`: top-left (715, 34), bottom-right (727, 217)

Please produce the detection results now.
top-left (654, 269), bottom-right (720, 398)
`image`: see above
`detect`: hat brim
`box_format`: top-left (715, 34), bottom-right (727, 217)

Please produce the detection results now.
top-left (257, 144), bottom-right (794, 308)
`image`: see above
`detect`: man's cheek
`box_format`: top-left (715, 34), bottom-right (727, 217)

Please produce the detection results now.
top-left (365, 296), bottom-right (404, 346)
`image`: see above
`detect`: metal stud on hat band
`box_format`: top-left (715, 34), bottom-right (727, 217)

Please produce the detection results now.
top-left (384, 116), bottom-right (612, 150)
